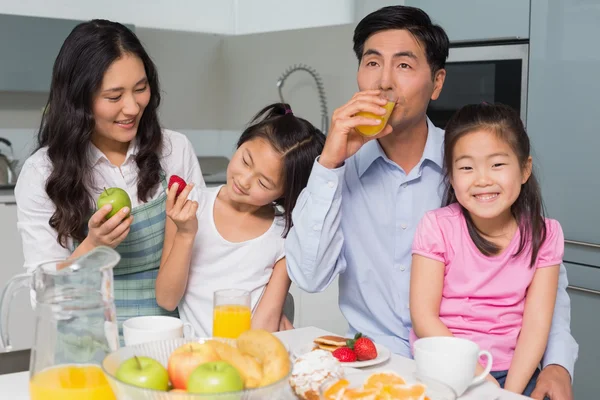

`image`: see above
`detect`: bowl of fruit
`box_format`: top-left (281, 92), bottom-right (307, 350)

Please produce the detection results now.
top-left (102, 329), bottom-right (291, 399)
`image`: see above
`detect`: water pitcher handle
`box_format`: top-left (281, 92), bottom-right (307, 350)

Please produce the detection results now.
top-left (0, 273), bottom-right (32, 351)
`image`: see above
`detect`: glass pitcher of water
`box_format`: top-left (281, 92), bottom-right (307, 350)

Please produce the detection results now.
top-left (0, 246), bottom-right (121, 399)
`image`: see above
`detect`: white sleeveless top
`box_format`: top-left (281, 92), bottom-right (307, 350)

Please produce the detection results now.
top-left (178, 186), bottom-right (286, 337)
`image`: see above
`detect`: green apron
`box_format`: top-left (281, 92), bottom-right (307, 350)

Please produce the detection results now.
top-left (111, 176), bottom-right (179, 329)
top-left (72, 177), bottom-right (177, 335)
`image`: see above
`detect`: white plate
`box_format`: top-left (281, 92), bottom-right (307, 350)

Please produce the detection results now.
top-left (292, 342), bottom-right (391, 368)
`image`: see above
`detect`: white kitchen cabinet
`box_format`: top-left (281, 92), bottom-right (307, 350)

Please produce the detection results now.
top-left (406, 0), bottom-right (530, 41)
top-left (0, 202), bottom-right (35, 351)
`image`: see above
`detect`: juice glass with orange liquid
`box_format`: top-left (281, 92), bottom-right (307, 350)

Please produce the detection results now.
top-left (212, 289), bottom-right (252, 339)
top-left (0, 247), bottom-right (121, 400)
top-left (355, 91), bottom-right (397, 137)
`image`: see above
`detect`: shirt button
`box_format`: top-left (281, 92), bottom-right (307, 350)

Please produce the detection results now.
top-left (399, 265), bottom-right (406, 271)
top-left (312, 225), bottom-right (320, 231)
top-left (328, 181), bottom-right (334, 188)
top-left (400, 222), bottom-right (408, 230)
top-left (401, 183), bottom-right (408, 188)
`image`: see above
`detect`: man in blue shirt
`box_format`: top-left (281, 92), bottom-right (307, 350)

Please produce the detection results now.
top-left (286, 6), bottom-right (577, 400)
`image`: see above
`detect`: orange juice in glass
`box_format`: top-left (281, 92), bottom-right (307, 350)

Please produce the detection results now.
top-left (356, 91), bottom-right (397, 137)
top-left (29, 364), bottom-right (115, 400)
top-left (212, 289), bottom-right (252, 339)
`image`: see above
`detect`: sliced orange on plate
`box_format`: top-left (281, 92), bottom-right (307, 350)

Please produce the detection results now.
top-left (377, 383), bottom-right (427, 400)
top-left (342, 387), bottom-right (379, 399)
top-left (323, 378), bottom-right (350, 399)
top-left (364, 371), bottom-right (406, 390)
top-left (325, 372), bottom-right (428, 400)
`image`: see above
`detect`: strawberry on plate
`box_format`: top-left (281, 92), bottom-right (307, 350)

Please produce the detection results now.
top-left (347, 333), bottom-right (378, 361)
top-left (332, 347), bottom-right (357, 363)
top-left (168, 175), bottom-right (187, 197)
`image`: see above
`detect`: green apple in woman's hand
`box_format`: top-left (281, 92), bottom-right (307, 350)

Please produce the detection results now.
top-left (97, 187), bottom-right (132, 219)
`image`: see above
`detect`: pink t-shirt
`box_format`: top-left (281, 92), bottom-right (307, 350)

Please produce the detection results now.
top-left (410, 203), bottom-right (564, 370)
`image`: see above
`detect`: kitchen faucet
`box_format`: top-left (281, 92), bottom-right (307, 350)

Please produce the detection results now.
top-left (276, 64), bottom-right (329, 134)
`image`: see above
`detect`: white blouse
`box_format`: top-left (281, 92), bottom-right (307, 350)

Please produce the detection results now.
top-left (15, 129), bottom-right (205, 272)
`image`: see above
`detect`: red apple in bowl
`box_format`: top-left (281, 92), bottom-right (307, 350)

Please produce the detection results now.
top-left (187, 361), bottom-right (244, 394)
top-left (168, 342), bottom-right (220, 390)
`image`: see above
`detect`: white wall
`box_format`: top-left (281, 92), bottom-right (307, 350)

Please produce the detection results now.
top-left (0, 0), bottom-right (236, 33)
top-left (234, 0), bottom-right (354, 34)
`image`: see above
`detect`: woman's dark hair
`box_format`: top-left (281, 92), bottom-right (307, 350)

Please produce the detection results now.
top-left (237, 103), bottom-right (326, 237)
top-left (443, 103), bottom-right (546, 267)
top-left (37, 19), bottom-right (163, 247)
top-left (353, 5), bottom-right (449, 77)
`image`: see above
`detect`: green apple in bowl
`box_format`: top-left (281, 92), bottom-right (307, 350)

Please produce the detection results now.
top-left (97, 187), bottom-right (132, 219)
top-left (187, 361), bottom-right (244, 394)
top-left (115, 356), bottom-right (169, 391)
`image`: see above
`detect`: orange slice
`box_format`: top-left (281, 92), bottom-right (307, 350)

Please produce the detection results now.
top-left (379, 383), bottom-right (427, 400)
top-left (324, 378), bottom-right (350, 400)
top-left (364, 372), bottom-right (406, 390)
top-left (342, 387), bottom-right (379, 400)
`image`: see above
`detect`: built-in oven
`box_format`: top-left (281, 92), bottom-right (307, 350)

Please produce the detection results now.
top-left (427, 40), bottom-right (529, 129)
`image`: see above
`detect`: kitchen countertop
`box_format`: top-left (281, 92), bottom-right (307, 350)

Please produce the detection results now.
top-left (0, 326), bottom-right (528, 399)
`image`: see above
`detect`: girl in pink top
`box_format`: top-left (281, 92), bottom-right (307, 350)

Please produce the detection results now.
top-left (409, 103), bottom-right (563, 396)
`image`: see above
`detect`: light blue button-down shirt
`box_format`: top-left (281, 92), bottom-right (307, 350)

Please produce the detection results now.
top-left (286, 118), bottom-right (578, 377)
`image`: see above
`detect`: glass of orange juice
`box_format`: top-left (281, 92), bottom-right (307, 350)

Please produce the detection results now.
top-left (355, 91), bottom-right (397, 137)
top-left (212, 289), bottom-right (252, 339)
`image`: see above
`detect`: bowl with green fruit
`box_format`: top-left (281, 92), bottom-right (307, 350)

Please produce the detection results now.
top-left (102, 330), bottom-right (292, 399)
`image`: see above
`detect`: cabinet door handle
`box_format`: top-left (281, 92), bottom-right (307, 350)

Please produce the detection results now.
top-left (568, 285), bottom-right (600, 296)
top-left (564, 239), bottom-right (600, 249)
top-left (1, 201), bottom-right (16, 205)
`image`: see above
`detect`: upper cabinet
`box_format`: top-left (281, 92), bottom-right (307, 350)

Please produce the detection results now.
top-left (0, 14), bottom-right (134, 92)
top-left (0, 14), bottom-right (81, 92)
top-left (356, 0), bottom-right (530, 42)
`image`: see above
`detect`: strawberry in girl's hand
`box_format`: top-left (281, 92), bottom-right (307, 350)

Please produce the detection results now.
top-left (347, 333), bottom-right (377, 361)
top-left (168, 175), bottom-right (187, 197)
top-left (332, 347), bottom-right (357, 363)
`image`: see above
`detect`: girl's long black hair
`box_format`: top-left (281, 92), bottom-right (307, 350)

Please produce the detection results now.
top-left (237, 103), bottom-right (326, 237)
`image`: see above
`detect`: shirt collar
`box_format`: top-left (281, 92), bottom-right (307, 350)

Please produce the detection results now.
top-left (87, 139), bottom-right (139, 166)
top-left (357, 117), bottom-right (444, 178)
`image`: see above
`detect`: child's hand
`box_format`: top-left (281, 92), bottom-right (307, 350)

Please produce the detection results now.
top-left (166, 182), bottom-right (198, 236)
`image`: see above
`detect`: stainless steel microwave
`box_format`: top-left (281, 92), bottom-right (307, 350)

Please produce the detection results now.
top-left (427, 41), bottom-right (529, 128)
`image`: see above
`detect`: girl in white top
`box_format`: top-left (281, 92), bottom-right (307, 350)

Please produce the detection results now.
top-left (14, 20), bottom-right (204, 325)
top-left (156, 103), bottom-right (325, 335)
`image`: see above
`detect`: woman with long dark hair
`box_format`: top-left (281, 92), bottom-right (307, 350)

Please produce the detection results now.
top-left (15, 19), bottom-right (204, 326)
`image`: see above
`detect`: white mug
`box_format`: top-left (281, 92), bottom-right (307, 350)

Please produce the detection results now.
top-left (413, 336), bottom-right (493, 396)
top-left (123, 316), bottom-right (195, 346)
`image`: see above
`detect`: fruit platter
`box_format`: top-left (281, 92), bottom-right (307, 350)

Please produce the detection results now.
top-left (102, 329), bottom-right (291, 399)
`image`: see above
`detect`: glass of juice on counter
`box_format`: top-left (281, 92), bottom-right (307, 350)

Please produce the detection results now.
top-left (213, 289), bottom-right (251, 339)
top-left (355, 91), bottom-right (397, 137)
